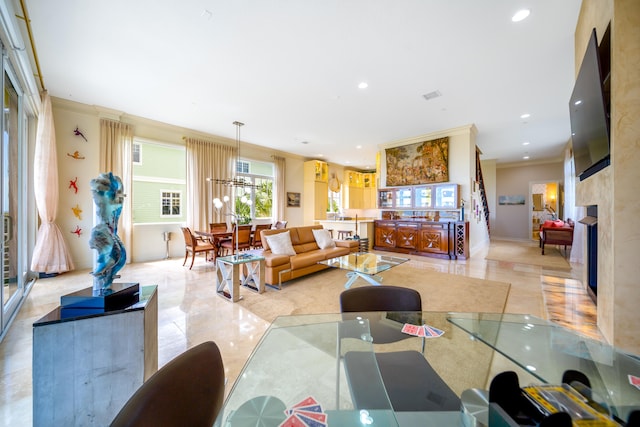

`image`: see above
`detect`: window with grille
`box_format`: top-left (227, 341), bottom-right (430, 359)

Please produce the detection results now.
top-left (133, 143), bottom-right (142, 164)
top-left (236, 160), bottom-right (250, 174)
top-left (161, 191), bottom-right (181, 216)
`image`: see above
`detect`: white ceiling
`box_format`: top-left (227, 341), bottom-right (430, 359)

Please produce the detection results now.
top-left (22, 0), bottom-right (582, 170)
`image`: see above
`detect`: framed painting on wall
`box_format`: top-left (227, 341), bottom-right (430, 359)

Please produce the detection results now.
top-left (498, 195), bottom-right (525, 205)
top-left (385, 137), bottom-right (449, 186)
top-left (287, 192), bottom-right (301, 207)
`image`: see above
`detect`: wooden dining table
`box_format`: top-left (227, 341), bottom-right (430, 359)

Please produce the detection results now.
top-left (194, 230), bottom-right (233, 261)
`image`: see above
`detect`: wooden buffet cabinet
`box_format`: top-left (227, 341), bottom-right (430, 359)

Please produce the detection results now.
top-left (374, 220), bottom-right (469, 259)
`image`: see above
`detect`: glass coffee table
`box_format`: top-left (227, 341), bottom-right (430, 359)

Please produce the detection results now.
top-left (318, 252), bottom-right (409, 288)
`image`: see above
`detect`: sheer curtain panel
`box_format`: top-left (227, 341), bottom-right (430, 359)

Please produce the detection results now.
top-left (564, 145), bottom-right (584, 264)
top-left (30, 91), bottom-right (75, 273)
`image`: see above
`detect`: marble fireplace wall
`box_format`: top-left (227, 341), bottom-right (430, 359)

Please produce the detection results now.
top-left (575, 0), bottom-right (640, 354)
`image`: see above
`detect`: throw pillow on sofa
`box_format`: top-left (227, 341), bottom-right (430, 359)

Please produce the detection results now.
top-left (265, 231), bottom-right (296, 256)
top-left (312, 228), bottom-right (336, 250)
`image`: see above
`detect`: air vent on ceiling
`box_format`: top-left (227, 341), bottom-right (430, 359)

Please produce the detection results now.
top-left (422, 90), bottom-right (442, 100)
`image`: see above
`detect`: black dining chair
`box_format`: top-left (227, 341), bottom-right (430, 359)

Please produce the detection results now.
top-left (339, 285), bottom-right (461, 412)
top-left (110, 341), bottom-right (225, 427)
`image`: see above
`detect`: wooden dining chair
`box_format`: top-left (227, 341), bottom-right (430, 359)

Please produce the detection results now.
top-left (339, 285), bottom-right (461, 413)
top-left (209, 222), bottom-right (228, 233)
top-left (251, 224), bottom-right (271, 249)
top-left (220, 224), bottom-right (252, 255)
top-left (110, 341), bottom-right (225, 427)
top-left (180, 227), bottom-right (215, 269)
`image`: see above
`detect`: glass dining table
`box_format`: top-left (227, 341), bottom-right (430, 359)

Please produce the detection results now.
top-left (214, 312), bottom-right (640, 427)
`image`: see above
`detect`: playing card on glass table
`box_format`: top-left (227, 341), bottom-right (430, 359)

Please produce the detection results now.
top-left (401, 323), bottom-right (444, 338)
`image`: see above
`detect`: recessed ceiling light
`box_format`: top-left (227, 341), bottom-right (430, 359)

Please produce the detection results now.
top-left (574, 100), bottom-right (583, 105)
top-left (512, 9), bottom-right (530, 22)
top-left (520, 113), bottom-right (530, 119)
top-left (356, 145), bottom-right (362, 149)
top-left (422, 90), bottom-right (442, 100)
top-left (317, 154), bottom-right (323, 157)
top-left (523, 155), bottom-right (530, 160)
top-left (201, 9), bottom-right (213, 20)
top-left (522, 141), bottom-right (530, 146)
top-left (358, 82), bottom-right (368, 89)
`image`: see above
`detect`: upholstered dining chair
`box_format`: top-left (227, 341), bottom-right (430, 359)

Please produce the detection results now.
top-left (338, 285), bottom-right (461, 413)
top-left (251, 223), bottom-right (271, 249)
top-left (180, 227), bottom-right (215, 270)
top-left (110, 341), bottom-right (225, 427)
top-left (273, 220), bottom-right (288, 229)
top-left (220, 224), bottom-right (252, 255)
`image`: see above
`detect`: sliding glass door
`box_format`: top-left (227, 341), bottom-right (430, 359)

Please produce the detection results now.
top-left (1, 48), bottom-right (27, 335)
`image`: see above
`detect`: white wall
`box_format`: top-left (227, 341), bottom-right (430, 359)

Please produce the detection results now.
top-left (493, 161), bottom-right (564, 241)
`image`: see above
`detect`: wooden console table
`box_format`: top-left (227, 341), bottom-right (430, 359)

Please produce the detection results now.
top-left (374, 220), bottom-right (469, 259)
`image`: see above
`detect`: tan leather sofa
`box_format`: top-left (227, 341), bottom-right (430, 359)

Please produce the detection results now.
top-left (260, 225), bottom-right (358, 287)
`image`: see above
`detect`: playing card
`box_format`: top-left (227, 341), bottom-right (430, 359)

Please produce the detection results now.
top-left (295, 413), bottom-right (327, 427)
top-left (292, 410), bottom-right (327, 423)
top-left (401, 323), bottom-right (421, 336)
top-left (629, 374), bottom-right (640, 390)
top-left (279, 414), bottom-right (307, 427)
top-left (290, 396), bottom-right (319, 410)
top-left (423, 324), bottom-right (445, 338)
top-left (293, 405), bottom-right (323, 414)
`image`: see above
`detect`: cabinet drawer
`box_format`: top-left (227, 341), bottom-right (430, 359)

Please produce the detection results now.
top-left (375, 226), bottom-right (396, 248)
top-left (397, 224), bottom-right (418, 249)
top-left (417, 227), bottom-right (448, 254)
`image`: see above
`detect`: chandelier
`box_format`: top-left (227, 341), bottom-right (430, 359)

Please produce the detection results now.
top-left (208, 121), bottom-right (257, 189)
top-left (211, 121), bottom-right (255, 258)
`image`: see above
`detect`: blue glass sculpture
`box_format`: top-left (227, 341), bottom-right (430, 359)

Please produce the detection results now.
top-left (89, 172), bottom-right (126, 294)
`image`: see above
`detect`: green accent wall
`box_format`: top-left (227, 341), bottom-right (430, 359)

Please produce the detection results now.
top-left (133, 141), bottom-right (186, 223)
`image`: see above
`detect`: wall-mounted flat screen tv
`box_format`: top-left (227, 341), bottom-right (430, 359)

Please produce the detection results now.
top-left (569, 28), bottom-right (610, 181)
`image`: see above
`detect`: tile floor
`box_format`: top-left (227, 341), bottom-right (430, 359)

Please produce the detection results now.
top-left (0, 239), bottom-right (598, 426)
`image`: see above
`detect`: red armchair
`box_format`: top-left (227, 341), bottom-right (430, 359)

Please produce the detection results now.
top-left (539, 219), bottom-right (574, 255)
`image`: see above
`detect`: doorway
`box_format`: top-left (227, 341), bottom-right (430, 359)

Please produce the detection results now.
top-left (529, 181), bottom-right (560, 240)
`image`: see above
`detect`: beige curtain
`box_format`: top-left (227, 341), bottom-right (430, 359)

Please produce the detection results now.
top-left (30, 92), bottom-right (75, 273)
top-left (564, 144), bottom-right (584, 264)
top-left (185, 137), bottom-right (235, 232)
top-left (272, 155), bottom-right (286, 222)
top-left (99, 119), bottom-right (133, 262)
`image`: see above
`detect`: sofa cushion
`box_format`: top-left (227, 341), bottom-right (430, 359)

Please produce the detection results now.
top-left (312, 228), bottom-right (336, 249)
top-left (290, 251), bottom-right (327, 270)
top-left (318, 246), bottom-right (351, 259)
top-left (265, 231), bottom-right (296, 256)
top-left (262, 253), bottom-right (290, 268)
top-left (294, 225), bottom-right (324, 246)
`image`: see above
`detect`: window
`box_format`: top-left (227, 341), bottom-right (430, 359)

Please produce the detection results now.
top-left (234, 159), bottom-right (273, 222)
top-left (161, 191), bottom-right (182, 216)
top-left (236, 160), bottom-right (249, 174)
top-left (328, 189), bottom-right (341, 214)
top-left (133, 143), bottom-right (141, 164)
